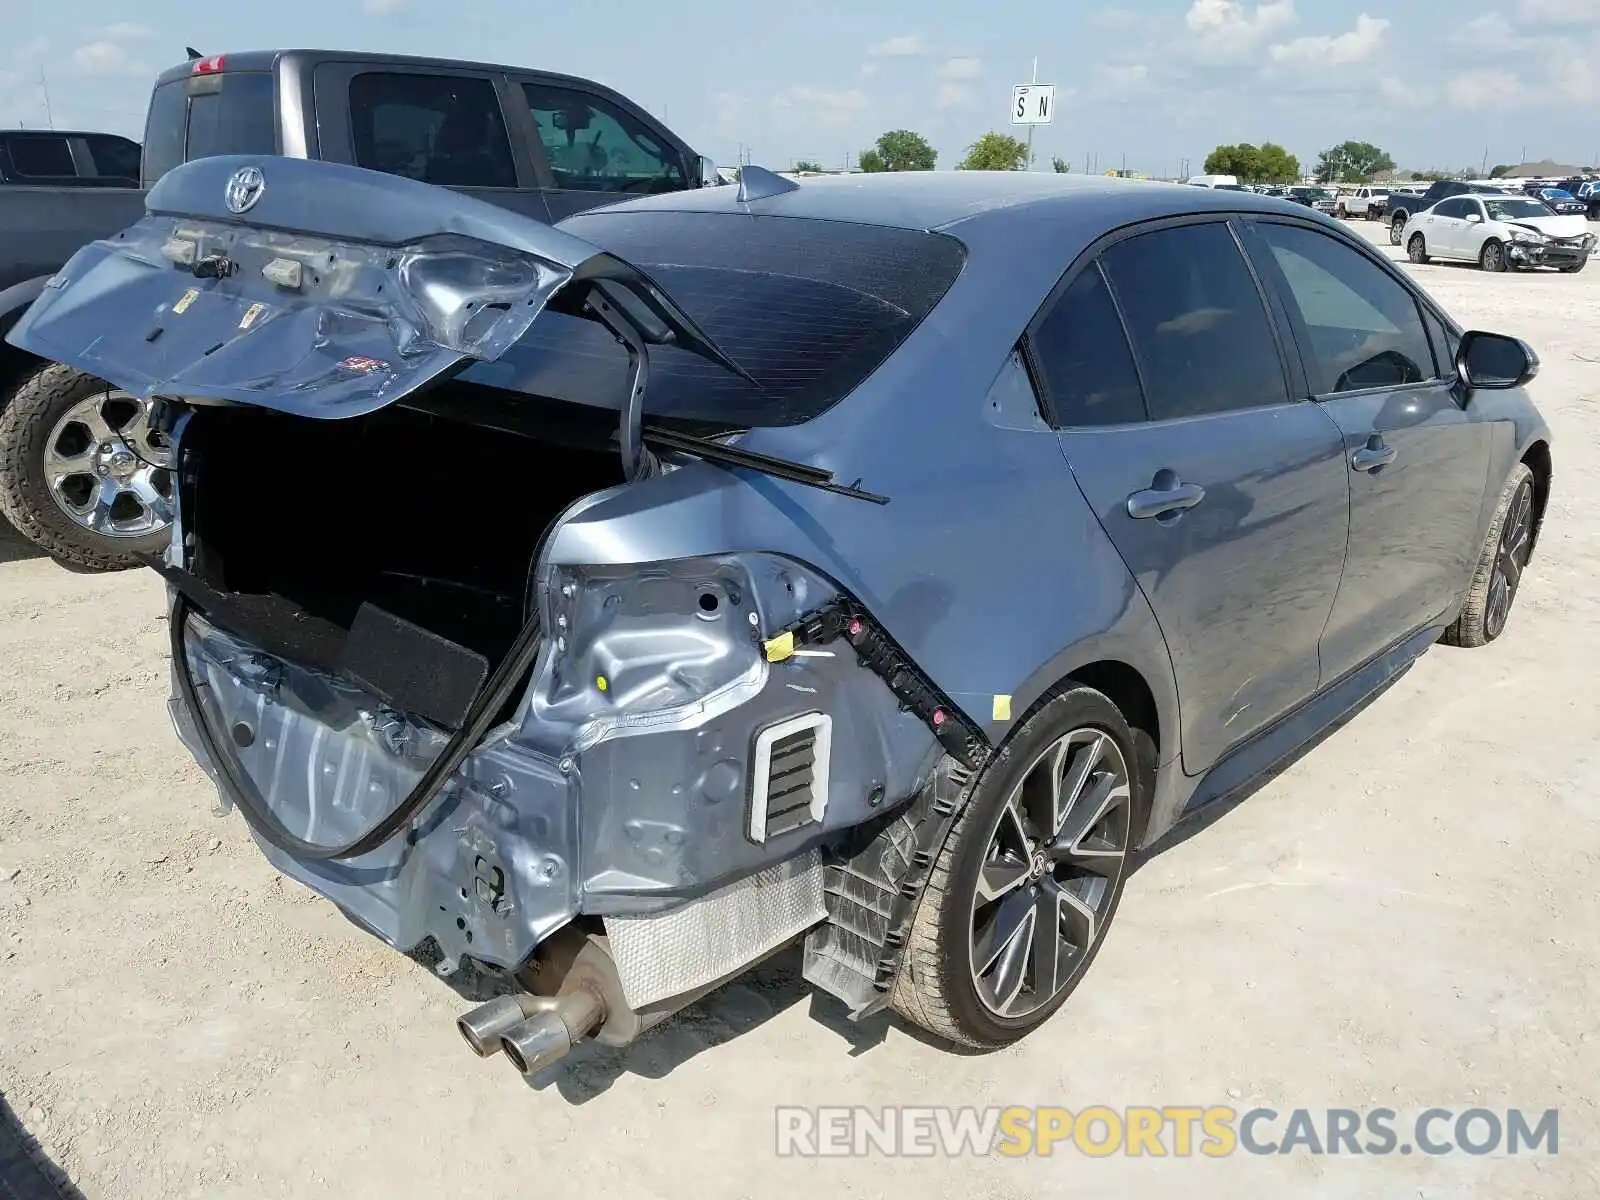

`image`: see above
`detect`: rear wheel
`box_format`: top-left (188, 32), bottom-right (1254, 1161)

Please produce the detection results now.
top-left (1389, 216), bottom-right (1405, 245)
top-left (1480, 240), bottom-right (1507, 272)
top-left (891, 686), bottom-right (1141, 1048)
top-left (1443, 463), bottom-right (1535, 648)
top-left (0, 362), bottom-right (175, 571)
top-left (1407, 234), bottom-right (1429, 264)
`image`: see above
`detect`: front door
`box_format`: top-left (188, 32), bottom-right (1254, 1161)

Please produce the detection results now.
top-left (1422, 196), bottom-right (1473, 258)
top-left (1240, 218), bottom-right (1493, 682)
top-left (1030, 219), bottom-right (1350, 774)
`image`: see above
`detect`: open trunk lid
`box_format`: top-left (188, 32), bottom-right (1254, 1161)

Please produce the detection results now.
top-left (6, 153), bottom-right (740, 417)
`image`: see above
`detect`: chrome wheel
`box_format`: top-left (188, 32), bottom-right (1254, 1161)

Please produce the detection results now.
top-left (1481, 241), bottom-right (1504, 272)
top-left (967, 727), bottom-right (1132, 1018)
top-left (1485, 478), bottom-right (1533, 639)
top-left (43, 389), bottom-right (175, 537)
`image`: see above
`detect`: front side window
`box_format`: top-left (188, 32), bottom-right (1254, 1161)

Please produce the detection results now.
top-left (1030, 264), bottom-right (1146, 426)
top-left (522, 84), bottom-right (685, 194)
top-left (1098, 221), bottom-right (1287, 421)
top-left (1431, 197), bottom-right (1471, 219)
top-left (349, 72), bottom-right (516, 189)
top-left (1251, 222), bottom-right (1433, 394)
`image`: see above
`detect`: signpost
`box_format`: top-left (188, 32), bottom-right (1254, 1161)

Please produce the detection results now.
top-left (1010, 59), bottom-right (1054, 169)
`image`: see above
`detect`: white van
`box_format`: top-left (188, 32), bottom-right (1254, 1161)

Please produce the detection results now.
top-left (1185, 174), bottom-right (1239, 188)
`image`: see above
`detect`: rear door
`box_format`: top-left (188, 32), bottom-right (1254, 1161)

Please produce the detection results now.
top-left (1239, 217), bottom-right (1492, 681)
top-left (1030, 217), bottom-right (1350, 775)
top-left (311, 61), bottom-right (552, 224)
top-left (509, 78), bottom-right (691, 222)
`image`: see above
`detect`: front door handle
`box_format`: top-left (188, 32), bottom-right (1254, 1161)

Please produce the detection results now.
top-left (1127, 479), bottom-right (1206, 520)
top-left (1351, 437), bottom-right (1397, 472)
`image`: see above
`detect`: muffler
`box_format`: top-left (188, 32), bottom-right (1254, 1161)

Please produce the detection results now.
top-left (456, 993), bottom-right (560, 1057)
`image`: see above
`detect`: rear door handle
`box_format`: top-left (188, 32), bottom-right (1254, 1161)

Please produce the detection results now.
top-left (1127, 480), bottom-right (1206, 520)
top-left (1351, 438), bottom-right (1397, 472)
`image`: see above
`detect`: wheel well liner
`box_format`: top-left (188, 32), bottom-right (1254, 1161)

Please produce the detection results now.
top-left (1521, 439), bottom-right (1552, 559)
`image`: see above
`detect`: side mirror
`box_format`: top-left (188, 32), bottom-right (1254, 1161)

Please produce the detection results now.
top-left (696, 155), bottom-right (724, 187)
top-left (1465, 212), bottom-right (1483, 223)
top-left (1456, 330), bottom-right (1538, 391)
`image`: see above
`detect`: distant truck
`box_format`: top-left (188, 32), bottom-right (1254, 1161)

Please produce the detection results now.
top-left (1334, 185), bottom-right (1389, 220)
top-left (0, 49), bottom-right (722, 570)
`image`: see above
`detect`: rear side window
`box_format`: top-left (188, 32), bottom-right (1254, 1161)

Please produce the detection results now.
top-left (521, 83), bottom-right (685, 194)
top-left (85, 135), bottom-right (141, 183)
top-left (4, 135), bottom-right (75, 179)
top-left (1250, 222), bottom-right (1433, 393)
top-left (349, 73), bottom-right (516, 189)
top-left (1099, 222), bottom-right (1287, 421)
top-left (512, 210), bottom-right (966, 428)
top-left (1030, 264), bottom-right (1146, 426)
top-left (142, 73), bottom-right (277, 186)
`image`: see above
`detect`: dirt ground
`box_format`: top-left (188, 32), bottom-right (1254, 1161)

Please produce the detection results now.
top-left (2, 221), bottom-right (1597, 1199)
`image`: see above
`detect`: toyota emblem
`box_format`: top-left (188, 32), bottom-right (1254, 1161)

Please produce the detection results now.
top-left (224, 166), bottom-right (266, 214)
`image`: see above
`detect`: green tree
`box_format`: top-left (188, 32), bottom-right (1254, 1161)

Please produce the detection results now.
top-left (957, 132), bottom-right (1031, 171)
top-left (1052, 156), bottom-right (1071, 173)
top-left (857, 129), bottom-right (937, 172)
top-left (1203, 143), bottom-right (1261, 180)
top-left (794, 160), bottom-right (823, 173)
top-left (1489, 163), bottom-right (1513, 178)
top-left (1313, 140), bottom-right (1396, 183)
top-left (1253, 142), bottom-right (1300, 184)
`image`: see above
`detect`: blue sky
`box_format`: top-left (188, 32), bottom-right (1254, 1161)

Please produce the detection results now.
top-left (2, 0), bottom-right (1598, 176)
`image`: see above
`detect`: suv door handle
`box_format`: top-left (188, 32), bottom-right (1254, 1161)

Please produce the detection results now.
top-left (1351, 437), bottom-right (1397, 473)
top-left (1127, 479), bottom-right (1206, 520)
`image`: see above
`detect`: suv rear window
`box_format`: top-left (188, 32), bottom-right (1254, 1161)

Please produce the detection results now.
top-left (507, 210), bottom-right (966, 428)
top-left (142, 72), bottom-right (278, 186)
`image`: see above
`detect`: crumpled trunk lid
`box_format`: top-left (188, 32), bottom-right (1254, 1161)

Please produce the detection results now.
top-left (6, 153), bottom-right (735, 418)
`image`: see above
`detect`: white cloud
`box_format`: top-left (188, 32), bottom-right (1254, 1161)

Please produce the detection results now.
top-left (1094, 62), bottom-right (1151, 92)
top-left (1269, 14), bottom-right (1390, 65)
top-left (939, 56), bottom-right (983, 82)
top-left (1443, 69), bottom-right (1530, 108)
top-left (868, 35), bottom-right (928, 58)
top-left (1517, 0), bottom-right (1600, 21)
top-left (772, 86), bottom-right (873, 128)
top-left (99, 22), bottom-right (155, 40)
top-left (1185, 0), bottom-right (1297, 59)
top-left (72, 41), bottom-right (133, 74)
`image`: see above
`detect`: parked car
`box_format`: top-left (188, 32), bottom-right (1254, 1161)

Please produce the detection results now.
top-left (1185, 173), bottom-right (1238, 188)
top-left (1335, 185), bottom-right (1389, 220)
top-left (7, 162), bottom-right (1552, 1066)
top-left (0, 130), bottom-right (142, 186)
top-left (1285, 185), bottom-right (1338, 213)
top-left (1386, 179), bottom-right (1513, 245)
top-left (0, 48), bottom-right (722, 572)
top-left (1403, 192), bottom-right (1594, 272)
top-left (1530, 188), bottom-right (1588, 216)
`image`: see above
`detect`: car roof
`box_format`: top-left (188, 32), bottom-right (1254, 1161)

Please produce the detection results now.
top-left (582, 169), bottom-right (1328, 236)
top-left (154, 48), bottom-right (619, 93)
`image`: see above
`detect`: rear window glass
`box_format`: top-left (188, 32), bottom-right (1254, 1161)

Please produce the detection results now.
top-left (503, 211), bottom-right (966, 428)
top-left (4, 135), bottom-right (75, 179)
top-left (142, 73), bottom-right (278, 186)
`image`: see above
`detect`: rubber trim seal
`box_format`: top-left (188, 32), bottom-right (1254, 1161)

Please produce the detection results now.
top-left (167, 589), bottom-right (543, 862)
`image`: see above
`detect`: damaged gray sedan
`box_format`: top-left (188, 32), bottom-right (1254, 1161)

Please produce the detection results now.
top-left (9, 155), bottom-right (1551, 1070)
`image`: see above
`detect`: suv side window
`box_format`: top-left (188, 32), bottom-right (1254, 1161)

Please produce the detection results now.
top-left (4, 134), bottom-right (75, 179)
top-left (1250, 222), bottom-right (1433, 393)
top-left (84, 135), bottom-right (141, 184)
top-left (1030, 263), bottom-right (1147, 426)
top-left (521, 83), bottom-right (685, 193)
top-left (1098, 221), bottom-right (1288, 420)
top-left (348, 72), bottom-right (516, 188)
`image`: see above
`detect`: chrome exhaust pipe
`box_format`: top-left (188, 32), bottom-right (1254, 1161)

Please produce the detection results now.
top-left (500, 987), bottom-right (604, 1077)
top-left (456, 994), bottom-right (560, 1057)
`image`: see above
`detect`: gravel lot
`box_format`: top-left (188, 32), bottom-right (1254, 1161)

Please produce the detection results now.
top-left (1, 220), bottom-right (1597, 1199)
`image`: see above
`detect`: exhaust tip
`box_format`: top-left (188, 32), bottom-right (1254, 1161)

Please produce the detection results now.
top-left (502, 1035), bottom-right (531, 1075)
top-left (456, 994), bottom-right (547, 1058)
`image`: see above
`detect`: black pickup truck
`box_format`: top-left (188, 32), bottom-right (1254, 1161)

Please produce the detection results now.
top-left (1385, 179), bottom-right (1515, 245)
top-left (0, 49), bottom-right (721, 570)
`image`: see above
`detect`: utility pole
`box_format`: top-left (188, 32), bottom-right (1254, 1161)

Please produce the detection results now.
top-left (39, 66), bottom-right (54, 130)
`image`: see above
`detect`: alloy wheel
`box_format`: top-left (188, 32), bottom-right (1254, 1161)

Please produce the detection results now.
top-left (1485, 478), bottom-right (1533, 638)
top-left (1482, 242), bottom-right (1504, 272)
top-left (43, 389), bottom-right (175, 538)
top-left (967, 727), bottom-right (1132, 1018)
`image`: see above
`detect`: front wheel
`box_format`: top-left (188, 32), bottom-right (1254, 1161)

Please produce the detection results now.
top-left (1407, 234), bottom-right (1429, 264)
top-left (1443, 463), bottom-right (1535, 647)
top-left (890, 686), bottom-right (1142, 1048)
top-left (0, 362), bottom-right (175, 571)
top-left (1480, 239), bottom-right (1507, 272)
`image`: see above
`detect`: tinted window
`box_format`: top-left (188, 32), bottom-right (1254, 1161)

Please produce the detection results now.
top-left (1099, 222), bottom-right (1287, 420)
top-left (1031, 264), bottom-right (1146, 426)
top-left (1431, 197), bottom-right (1471, 218)
top-left (141, 79), bottom-right (189, 184)
top-left (5, 135), bottom-right (75, 178)
top-left (1424, 308), bottom-right (1460, 378)
top-left (85, 135), bottom-right (141, 183)
top-left (182, 73), bottom-right (278, 165)
top-left (522, 84), bottom-right (685, 194)
top-left (349, 73), bottom-right (516, 188)
top-left (502, 210), bottom-right (965, 428)
top-left (1253, 223), bottom-right (1432, 393)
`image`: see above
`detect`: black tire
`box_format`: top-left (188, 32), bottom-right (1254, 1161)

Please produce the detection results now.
top-left (0, 363), bottom-right (173, 571)
top-left (1479, 239), bottom-right (1507, 272)
top-left (890, 685), bottom-right (1144, 1049)
top-left (1388, 216), bottom-right (1405, 245)
top-left (1407, 234), bottom-right (1429, 265)
top-left (1443, 463), bottom-right (1535, 648)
